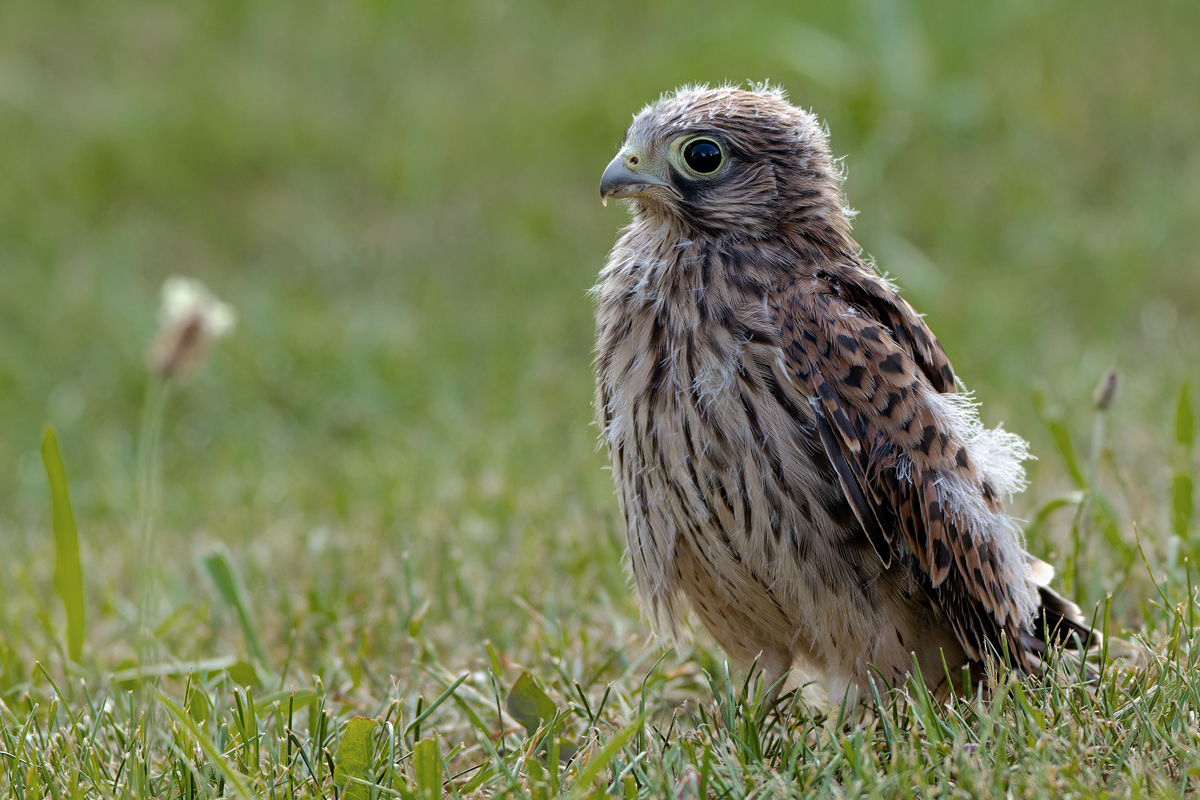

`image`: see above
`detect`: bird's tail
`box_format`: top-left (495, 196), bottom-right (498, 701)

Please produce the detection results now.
top-left (1019, 555), bottom-right (1101, 675)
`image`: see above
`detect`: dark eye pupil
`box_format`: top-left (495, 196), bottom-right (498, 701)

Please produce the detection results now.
top-left (683, 140), bottom-right (722, 173)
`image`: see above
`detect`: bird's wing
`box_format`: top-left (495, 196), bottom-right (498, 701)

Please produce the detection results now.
top-left (769, 269), bottom-right (1033, 665)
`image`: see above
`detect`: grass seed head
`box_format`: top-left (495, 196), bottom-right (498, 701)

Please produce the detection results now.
top-left (149, 276), bottom-right (237, 380)
top-left (1093, 369), bottom-right (1120, 411)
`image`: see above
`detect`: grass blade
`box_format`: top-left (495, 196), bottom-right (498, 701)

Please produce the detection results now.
top-left (41, 425), bottom-right (86, 664)
top-left (1176, 474), bottom-right (1195, 542)
top-left (505, 670), bottom-right (558, 737)
top-left (568, 715), bottom-right (643, 799)
top-left (1177, 384), bottom-right (1194, 451)
top-left (1048, 420), bottom-right (1086, 489)
top-left (158, 690), bottom-right (255, 800)
top-left (335, 716), bottom-right (378, 800)
top-left (413, 737), bottom-right (441, 799)
top-left (200, 543), bottom-right (268, 668)
top-left (404, 672), bottom-right (469, 738)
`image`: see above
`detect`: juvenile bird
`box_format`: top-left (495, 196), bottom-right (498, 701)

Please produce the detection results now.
top-left (594, 85), bottom-right (1093, 703)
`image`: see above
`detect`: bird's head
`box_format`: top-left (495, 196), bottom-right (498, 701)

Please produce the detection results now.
top-left (600, 85), bottom-right (850, 240)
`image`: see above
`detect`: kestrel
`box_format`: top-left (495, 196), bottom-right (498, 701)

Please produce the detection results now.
top-left (594, 85), bottom-right (1094, 702)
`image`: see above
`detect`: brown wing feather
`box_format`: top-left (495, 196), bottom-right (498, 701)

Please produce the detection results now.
top-left (770, 268), bottom-right (1033, 668)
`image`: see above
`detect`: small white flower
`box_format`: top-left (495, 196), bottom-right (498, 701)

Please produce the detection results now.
top-left (158, 276), bottom-right (237, 338)
top-left (149, 276), bottom-right (237, 379)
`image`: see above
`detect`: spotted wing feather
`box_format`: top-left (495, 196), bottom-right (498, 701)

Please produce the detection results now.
top-left (770, 268), bottom-right (1032, 667)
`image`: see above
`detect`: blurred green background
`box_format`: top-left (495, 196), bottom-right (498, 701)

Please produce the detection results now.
top-left (1, 0), bottom-right (1197, 657)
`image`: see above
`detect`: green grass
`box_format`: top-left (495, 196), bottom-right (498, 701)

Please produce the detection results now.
top-left (1, 0), bottom-right (1199, 796)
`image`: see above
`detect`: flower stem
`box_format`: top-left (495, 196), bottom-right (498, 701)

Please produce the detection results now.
top-left (135, 377), bottom-right (170, 671)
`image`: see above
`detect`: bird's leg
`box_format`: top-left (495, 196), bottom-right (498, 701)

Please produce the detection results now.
top-left (755, 649), bottom-right (794, 706)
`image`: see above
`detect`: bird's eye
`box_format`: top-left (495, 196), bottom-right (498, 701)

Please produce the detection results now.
top-left (682, 139), bottom-right (723, 174)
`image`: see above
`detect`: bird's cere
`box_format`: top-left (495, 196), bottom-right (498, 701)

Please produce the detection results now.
top-left (600, 152), bottom-right (680, 206)
top-left (148, 276), bottom-right (237, 380)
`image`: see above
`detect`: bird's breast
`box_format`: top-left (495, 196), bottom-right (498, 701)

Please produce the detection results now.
top-left (594, 266), bottom-right (850, 584)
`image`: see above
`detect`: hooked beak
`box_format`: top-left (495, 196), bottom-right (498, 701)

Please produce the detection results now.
top-left (599, 153), bottom-right (679, 206)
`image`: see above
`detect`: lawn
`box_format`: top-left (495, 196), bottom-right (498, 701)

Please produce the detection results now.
top-left (1, 0), bottom-right (1199, 797)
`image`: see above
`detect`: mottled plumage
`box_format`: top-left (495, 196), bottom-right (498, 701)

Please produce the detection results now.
top-left (594, 85), bottom-right (1093, 702)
